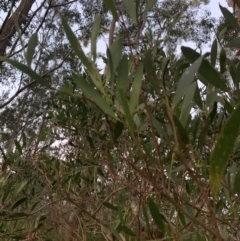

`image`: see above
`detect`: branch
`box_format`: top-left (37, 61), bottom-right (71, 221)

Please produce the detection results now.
top-left (0, 50), bottom-right (71, 109)
top-left (0, 0), bottom-right (35, 57)
top-left (0, 0), bottom-right (17, 35)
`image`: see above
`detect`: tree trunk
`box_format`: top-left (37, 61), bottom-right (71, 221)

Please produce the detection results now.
top-left (0, 0), bottom-right (35, 57)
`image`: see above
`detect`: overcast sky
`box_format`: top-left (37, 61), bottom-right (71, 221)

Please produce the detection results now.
top-left (209, 0), bottom-right (229, 15)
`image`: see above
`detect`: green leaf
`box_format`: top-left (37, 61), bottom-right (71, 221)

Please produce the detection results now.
top-left (118, 89), bottom-right (134, 136)
top-left (219, 48), bottom-right (227, 74)
top-left (181, 47), bottom-right (228, 91)
top-left (219, 4), bottom-right (239, 29)
top-left (25, 33), bottom-right (38, 67)
top-left (106, 37), bottom-right (123, 88)
top-left (178, 212), bottom-right (186, 226)
top-left (233, 171), bottom-right (240, 194)
top-left (224, 99), bottom-right (234, 114)
top-left (210, 103), bottom-right (240, 197)
top-left (22, 133), bottom-right (26, 149)
top-left (2, 182), bottom-right (13, 203)
top-left (62, 17), bottom-right (104, 94)
top-left (151, 115), bottom-right (167, 139)
top-left (103, 202), bottom-right (118, 211)
top-left (228, 60), bottom-right (237, 88)
top-left (31, 201), bottom-right (39, 211)
top-left (9, 212), bottom-right (29, 218)
top-left (6, 60), bottom-right (47, 86)
top-left (73, 74), bottom-right (116, 119)
top-left (117, 54), bottom-right (129, 94)
top-left (180, 81), bottom-right (196, 127)
top-left (114, 121), bottom-right (124, 141)
top-left (148, 197), bottom-right (165, 232)
top-left (106, 47), bottom-right (114, 85)
top-left (173, 55), bottom-right (203, 107)
top-left (143, 0), bottom-right (157, 16)
top-left (142, 204), bottom-right (151, 236)
top-left (123, 0), bottom-right (138, 25)
top-left (191, 116), bottom-right (200, 144)
top-left (110, 36), bottom-right (123, 72)
top-left (136, 0), bottom-right (140, 22)
top-left (14, 140), bottom-right (22, 155)
top-left (91, 13), bottom-right (101, 61)
top-left (143, 50), bottom-right (159, 94)
top-left (236, 62), bottom-right (240, 90)
top-left (109, 226), bottom-right (122, 241)
top-left (12, 181), bottom-right (27, 199)
top-left (196, 232), bottom-right (205, 241)
top-left (219, 26), bottom-right (228, 41)
top-left (210, 39), bottom-right (217, 67)
top-left (11, 197), bottom-right (28, 211)
top-left (0, 211), bottom-right (7, 216)
top-left (122, 225), bottom-right (136, 236)
top-left (129, 63), bottom-right (143, 115)
top-left (159, 9), bottom-right (171, 18)
top-left (103, 0), bottom-right (118, 21)
top-left (225, 37), bottom-right (240, 48)
top-left (173, 114), bottom-right (189, 144)
top-left (194, 82), bottom-right (203, 109)
top-left (198, 102), bottom-right (217, 152)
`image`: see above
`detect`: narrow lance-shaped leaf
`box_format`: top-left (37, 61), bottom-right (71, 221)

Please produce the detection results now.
top-left (219, 26), bottom-right (227, 41)
top-left (148, 197), bottom-right (165, 232)
top-left (117, 54), bottom-right (128, 94)
top-left (225, 37), bottom-right (240, 48)
top-left (210, 39), bottom-right (217, 67)
top-left (181, 47), bottom-right (228, 91)
top-left (118, 89), bottom-right (134, 137)
top-left (73, 73), bottom-right (116, 119)
top-left (220, 48), bottom-right (227, 74)
top-left (6, 60), bottom-right (48, 86)
top-left (103, 202), bottom-right (118, 211)
top-left (25, 33), bottom-right (38, 67)
top-left (14, 140), bottom-right (22, 155)
top-left (122, 225), bottom-right (136, 236)
top-left (11, 197), bottom-right (28, 211)
top-left (143, 50), bottom-right (159, 94)
top-left (173, 55), bottom-right (203, 107)
top-left (106, 47), bottom-right (114, 86)
top-left (210, 103), bottom-right (240, 197)
top-left (228, 61), bottom-right (237, 88)
top-left (123, 0), bottom-right (138, 25)
top-left (198, 102), bottom-right (217, 152)
top-left (172, 114), bottom-right (189, 145)
top-left (2, 182), bottom-right (13, 203)
top-left (142, 204), bottom-right (151, 237)
top-left (194, 82), bottom-right (203, 109)
top-left (62, 17), bottom-right (105, 94)
top-left (136, 0), bottom-right (141, 22)
top-left (180, 81), bottom-right (196, 127)
top-left (234, 171), bottom-right (240, 194)
top-left (151, 115), bottom-right (167, 139)
top-left (113, 121), bottom-right (124, 141)
top-left (12, 181), bottom-right (27, 199)
top-left (103, 0), bottom-right (118, 21)
top-left (129, 63), bottom-right (143, 115)
top-left (91, 13), bottom-right (101, 62)
top-left (110, 36), bottom-right (123, 72)
top-left (143, 0), bottom-right (157, 16)
top-left (219, 4), bottom-right (239, 30)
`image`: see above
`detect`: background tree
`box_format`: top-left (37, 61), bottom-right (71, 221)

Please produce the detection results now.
top-left (1, 0), bottom-right (240, 241)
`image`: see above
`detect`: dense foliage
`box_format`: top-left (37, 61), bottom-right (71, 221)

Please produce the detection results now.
top-left (0, 0), bottom-right (240, 240)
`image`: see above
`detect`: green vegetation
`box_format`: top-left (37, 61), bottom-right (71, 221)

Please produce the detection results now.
top-left (0, 0), bottom-right (240, 240)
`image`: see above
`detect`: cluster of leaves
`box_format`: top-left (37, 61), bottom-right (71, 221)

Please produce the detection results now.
top-left (1, 0), bottom-right (240, 241)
